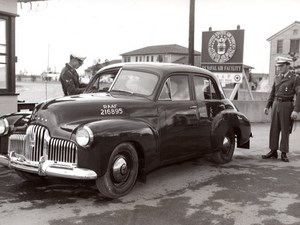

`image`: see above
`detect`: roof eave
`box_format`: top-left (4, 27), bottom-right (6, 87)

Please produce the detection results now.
top-left (267, 21), bottom-right (300, 42)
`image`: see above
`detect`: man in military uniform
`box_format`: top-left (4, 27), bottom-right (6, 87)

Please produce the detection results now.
top-left (59, 53), bottom-right (87, 96)
top-left (262, 56), bottom-right (300, 162)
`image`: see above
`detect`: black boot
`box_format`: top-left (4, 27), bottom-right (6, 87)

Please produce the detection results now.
top-left (281, 153), bottom-right (289, 162)
top-left (262, 149), bottom-right (278, 159)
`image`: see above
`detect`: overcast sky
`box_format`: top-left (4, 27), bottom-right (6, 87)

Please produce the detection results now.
top-left (16, 0), bottom-right (300, 75)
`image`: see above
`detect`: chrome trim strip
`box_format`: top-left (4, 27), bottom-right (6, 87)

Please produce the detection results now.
top-left (9, 151), bottom-right (97, 180)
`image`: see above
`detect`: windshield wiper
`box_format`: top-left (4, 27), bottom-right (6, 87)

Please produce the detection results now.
top-left (110, 89), bottom-right (134, 95)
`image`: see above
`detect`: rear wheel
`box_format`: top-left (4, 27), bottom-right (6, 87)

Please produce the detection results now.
top-left (210, 129), bottom-right (235, 164)
top-left (96, 143), bottom-right (138, 199)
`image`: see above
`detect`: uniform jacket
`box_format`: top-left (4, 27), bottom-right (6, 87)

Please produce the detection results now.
top-left (266, 71), bottom-right (300, 112)
top-left (59, 63), bottom-right (87, 96)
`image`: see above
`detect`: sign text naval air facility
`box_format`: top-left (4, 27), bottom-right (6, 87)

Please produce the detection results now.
top-left (201, 29), bottom-right (245, 85)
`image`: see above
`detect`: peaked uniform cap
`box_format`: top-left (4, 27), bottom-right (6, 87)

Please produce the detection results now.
top-left (71, 53), bottom-right (86, 62)
top-left (275, 56), bottom-right (292, 66)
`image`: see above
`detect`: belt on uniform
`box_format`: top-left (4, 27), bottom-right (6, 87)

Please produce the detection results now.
top-left (275, 97), bottom-right (293, 102)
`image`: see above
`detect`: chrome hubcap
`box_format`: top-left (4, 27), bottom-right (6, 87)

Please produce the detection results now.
top-left (223, 136), bottom-right (231, 154)
top-left (112, 156), bottom-right (129, 183)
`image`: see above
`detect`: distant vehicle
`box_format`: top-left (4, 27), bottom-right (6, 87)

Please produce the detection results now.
top-left (0, 63), bottom-right (251, 198)
top-left (41, 71), bottom-right (60, 81)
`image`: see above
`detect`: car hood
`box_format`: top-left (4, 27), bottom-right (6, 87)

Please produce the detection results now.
top-left (30, 93), bottom-right (157, 139)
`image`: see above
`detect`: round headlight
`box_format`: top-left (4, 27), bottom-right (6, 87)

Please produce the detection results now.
top-left (75, 126), bottom-right (93, 147)
top-left (0, 118), bottom-right (9, 136)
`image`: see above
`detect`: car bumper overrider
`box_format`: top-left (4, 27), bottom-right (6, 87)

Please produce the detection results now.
top-left (0, 154), bottom-right (9, 167)
top-left (8, 152), bottom-right (97, 180)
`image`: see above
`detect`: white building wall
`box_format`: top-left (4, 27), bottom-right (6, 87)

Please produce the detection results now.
top-left (269, 23), bottom-right (300, 84)
top-left (0, 0), bottom-right (17, 14)
top-left (0, 96), bottom-right (18, 115)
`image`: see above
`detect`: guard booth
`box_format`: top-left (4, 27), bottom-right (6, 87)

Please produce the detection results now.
top-left (0, 0), bottom-right (19, 116)
top-left (201, 26), bottom-right (253, 100)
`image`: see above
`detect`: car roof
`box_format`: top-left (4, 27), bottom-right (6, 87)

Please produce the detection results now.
top-left (98, 62), bottom-right (216, 79)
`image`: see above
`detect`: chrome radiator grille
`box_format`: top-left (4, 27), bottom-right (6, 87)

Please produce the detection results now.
top-left (8, 125), bottom-right (77, 163)
top-left (49, 138), bottom-right (77, 163)
top-left (8, 134), bottom-right (26, 155)
top-left (25, 125), bottom-right (47, 161)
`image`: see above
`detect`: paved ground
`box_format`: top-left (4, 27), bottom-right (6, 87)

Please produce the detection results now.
top-left (0, 122), bottom-right (300, 225)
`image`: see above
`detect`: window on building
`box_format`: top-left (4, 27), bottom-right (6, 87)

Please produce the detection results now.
top-left (293, 29), bottom-right (299, 35)
top-left (139, 56), bottom-right (142, 61)
top-left (157, 55), bottom-right (163, 62)
top-left (124, 57), bottom-right (131, 62)
top-left (276, 40), bottom-right (283, 54)
top-left (0, 17), bottom-right (7, 89)
top-left (290, 39), bottom-right (300, 53)
top-left (135, 56), bottom-right (138, 62)
top-left (146, 56), bottom-right (149, 62)
top-left (0, 13), bottom-right (16, 95)
top-left (151, 56), bottom-right (154, 62)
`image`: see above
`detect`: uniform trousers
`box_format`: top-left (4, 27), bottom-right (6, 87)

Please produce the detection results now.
top-left (269, 100), bottom-right (293, 153)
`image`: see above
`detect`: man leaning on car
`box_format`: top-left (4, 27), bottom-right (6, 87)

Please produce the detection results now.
top-left (59, 53), bottom-right (87, 96)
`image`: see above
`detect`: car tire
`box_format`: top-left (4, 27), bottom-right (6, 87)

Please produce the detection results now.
top-left (96, 142), bottom-right (139, 199)
top-left (210, 129), bottom-right (235, 164)
top-left (15, 170), bottom-right (46, 182)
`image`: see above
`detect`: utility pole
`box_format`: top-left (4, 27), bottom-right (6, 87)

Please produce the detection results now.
top-left (188, 0), bottom-right (195, 65)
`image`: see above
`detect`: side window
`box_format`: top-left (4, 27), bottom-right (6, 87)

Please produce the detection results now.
top-left (159, 75), bottom-right (190, 101)
top-left (194, 76), bottom-right (220, 100)
top-left (88, 73), bottom-right (115, 92)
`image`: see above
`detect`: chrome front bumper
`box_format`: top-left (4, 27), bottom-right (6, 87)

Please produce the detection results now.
top-left (8, 152), bottom-right (97, 180)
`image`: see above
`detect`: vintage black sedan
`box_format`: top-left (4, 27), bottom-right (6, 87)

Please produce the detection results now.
top-left (0, 63), bottom-right (251, 198)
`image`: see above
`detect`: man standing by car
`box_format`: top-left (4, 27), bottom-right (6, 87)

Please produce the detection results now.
top-left (262, 56), bottom-right (300, 162)
top-left (59, 53), bottom-right (87, 96)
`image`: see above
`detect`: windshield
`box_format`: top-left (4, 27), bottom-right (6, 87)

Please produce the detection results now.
top-left (111, 69), bottom-right (159, 96)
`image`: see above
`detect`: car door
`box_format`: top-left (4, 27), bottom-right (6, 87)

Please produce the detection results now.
top-left (193, 75), bottom-right (226, 152)
top-left (157, 74), bottom-right (201, 163)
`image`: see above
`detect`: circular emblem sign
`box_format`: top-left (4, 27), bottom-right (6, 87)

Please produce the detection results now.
top-left (208, 31), bottom-right (236, 63)
top-left (234, 74), bottom-right (241, 82)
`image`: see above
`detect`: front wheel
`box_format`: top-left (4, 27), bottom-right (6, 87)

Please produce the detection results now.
top-left (96, 143), bottom-right (139, 199)
top-left (209, 129), bottom-right (235, 164)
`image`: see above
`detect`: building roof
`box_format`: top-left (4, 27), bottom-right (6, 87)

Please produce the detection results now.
top-left (18, 0), bottom-right (45, 2)
top-left (121, 44), bottom-right (201, 56)
top-left (267, 21), bottom-right (300, 41)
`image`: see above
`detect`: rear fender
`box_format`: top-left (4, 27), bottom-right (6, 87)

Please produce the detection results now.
top-left (2, 112), bottom-right (31, 131)
top-left (211, 111), bottom-right (251, 150)
top-left (211, 113), bottom-right (229, 150)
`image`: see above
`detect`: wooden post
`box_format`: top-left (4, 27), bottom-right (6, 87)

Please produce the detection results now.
top-left (229, 69), bottom-right (254, 100)
top-left (188, 0), bottom-right (195, 65)
top-left (242, 69), bottom-right (254, 100)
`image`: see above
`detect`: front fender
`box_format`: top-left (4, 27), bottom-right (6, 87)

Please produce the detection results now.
top-left (76, 119), bottom-right (159, 177)
top-left (0, 112), bottom-right (31, 154)
top-left (211, 110), bottom-right (251, 150)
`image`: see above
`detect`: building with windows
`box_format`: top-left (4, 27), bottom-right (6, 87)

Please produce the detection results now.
top-left (0, 0), bottom-right (42, 116)
top-left (0, 0), bottom-right (19, 115)
top-left (267, 21), bottom-right (300, 84)
top-left (121, 44), bottom-right (201, 67)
